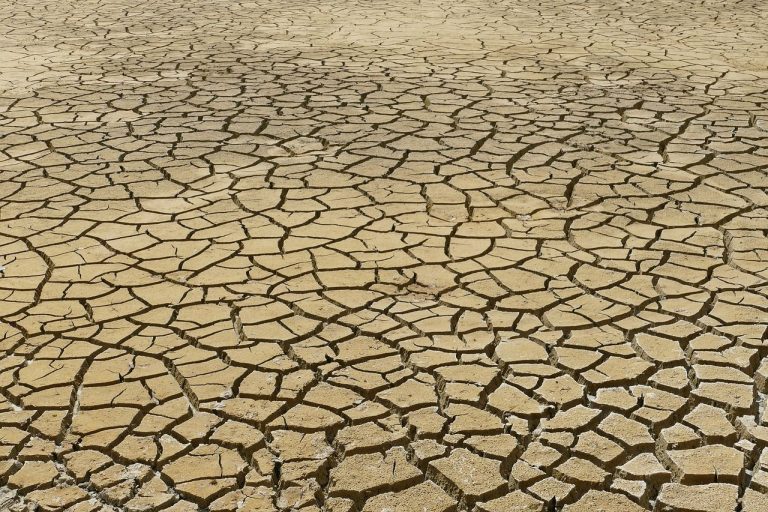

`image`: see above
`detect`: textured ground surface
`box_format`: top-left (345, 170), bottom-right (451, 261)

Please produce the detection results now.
top-left (1, 0), bottom-right (768, 510)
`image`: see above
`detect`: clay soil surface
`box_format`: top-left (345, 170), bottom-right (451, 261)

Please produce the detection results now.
top-left (1, 0), bottom-right (768, 510)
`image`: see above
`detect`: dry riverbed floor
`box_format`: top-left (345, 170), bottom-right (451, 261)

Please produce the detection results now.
top-left (1, 0), bottom-right (768, 510)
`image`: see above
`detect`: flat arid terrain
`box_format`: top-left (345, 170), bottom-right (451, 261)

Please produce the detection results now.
top-left (1, 0), bottom-right (767, 510)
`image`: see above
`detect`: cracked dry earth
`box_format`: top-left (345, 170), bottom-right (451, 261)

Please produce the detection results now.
top-left (1, 0), bottom-right (768, 511)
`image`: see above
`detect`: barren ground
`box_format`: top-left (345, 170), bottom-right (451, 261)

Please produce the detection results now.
top-left (1, 0), bottom-right (768, 510)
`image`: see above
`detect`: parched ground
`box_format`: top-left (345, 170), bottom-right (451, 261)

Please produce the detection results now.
top-left (0, 0), bottom-right (767, 510)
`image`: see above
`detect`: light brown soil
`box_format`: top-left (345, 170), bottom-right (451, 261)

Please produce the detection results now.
top-left (0, 0), bottom-right (767, 510)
